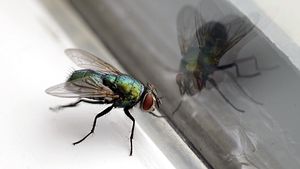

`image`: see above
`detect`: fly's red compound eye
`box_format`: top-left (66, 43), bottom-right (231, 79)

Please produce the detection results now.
top-left (196, 78), bottom-right (204, 90)
top-left (141, 93), bottom-right (155, 112)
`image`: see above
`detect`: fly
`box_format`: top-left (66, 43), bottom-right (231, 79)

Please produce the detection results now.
top-left (46, 49), bottom-right (163, 156)
top-left (174, 5), bottom-right (262, 114)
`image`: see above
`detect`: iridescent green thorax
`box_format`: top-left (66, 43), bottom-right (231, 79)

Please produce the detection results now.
top-left (103, 74), bottom-right (145, 107)
top-left (180, 47), bottom-right (218, 75)
top-left (180, 47), bottom-right (199, 72)
top-left (180, 22), bottom-right (228, 76)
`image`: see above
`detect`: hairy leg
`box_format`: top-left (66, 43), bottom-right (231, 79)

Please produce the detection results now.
top-left (208, 78), bottom-right (245, 113)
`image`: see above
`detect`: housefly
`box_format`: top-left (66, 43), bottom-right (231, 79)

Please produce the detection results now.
top-left (174, 5), bottom-right (261, 114)
top-left (46, 49), bottom-right (163, 156)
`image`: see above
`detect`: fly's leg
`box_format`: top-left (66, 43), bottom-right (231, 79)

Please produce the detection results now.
top-left (50, 99), bottom-right (103, 111)
top-left (219, 56), bottom-right (278, 77)
top-left (226, 71), bottom-right (263, 105)
top-left (217, 56), bottom-right (261, 77)
top-left (124, 108), bottom-right (135, 156)
top-left (73, 105), bottom-right (114, 145)
top-left (208, 78), bottom-right (245, 113)
top-left (217, 56), bottom-right (277, 105)
top-left (171, 100), bottom-right (183, 116)
top-left (235, 55), bottom-right (260, 72)
top-left (236, 55), bottom-right (279, 71)
top-left (50, 99), bottom-right (83, 111)
top-left (217, 56), bottom-right (264, 105)
top-left (148, 112), bottom-right (165, 118)
top-left (217, 62), bottom-right (260, 78)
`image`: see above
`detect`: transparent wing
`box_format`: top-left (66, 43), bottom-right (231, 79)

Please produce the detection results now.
top-left (176, 6), bottom-right (202, 55)
top-left (215, 15), bottom-right (255, 59)
top-left (65, 48), bottom-right (122, 75)
top-left (176, 0), bottom-right (228, 56)
top-left (46, 76), bottom-right (119, 99)
top-left (177, 0), bottom-right (257, 62)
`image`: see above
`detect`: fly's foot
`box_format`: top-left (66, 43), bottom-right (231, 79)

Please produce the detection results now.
top-left (49, 106), bottom-right (62, 112)
top-left (72, 131), bottom-right (94, 145)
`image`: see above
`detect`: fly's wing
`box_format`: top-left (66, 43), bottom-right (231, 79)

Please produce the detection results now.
top-left (197, 0), bottom-right (257, 62)
top-left (178, 0), bottom-right (257, 63)
top-left (215, 15), bottom-right (255, 60)
top-left (46, 76), bottom-right (119, 101)
top-left (176, 6), bottom-right (202, 56)
top-left (65, 48), bottom-right (122, 75)
top-left (176, 0), bottom-right (229, 56)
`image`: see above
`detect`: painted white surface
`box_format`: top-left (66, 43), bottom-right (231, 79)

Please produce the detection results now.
top-left (253, 0), bottom-right (300, 44)
top-left (0, 1), bottom-right (176, 169)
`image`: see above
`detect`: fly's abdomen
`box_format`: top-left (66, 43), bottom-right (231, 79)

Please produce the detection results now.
top-left (67, 69), bottom-right (104, 82)
top-left (103, 74), bottom-right (144, 107)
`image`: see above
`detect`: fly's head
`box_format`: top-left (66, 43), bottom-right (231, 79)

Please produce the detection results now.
top-left (196, 76), bottom-right (205, 92)
top-left (140, 83), bottom-right (162, 112)
top-left (176, 72), bottom-right (199, 96)
top-left (176, 72), bottom-right (186, 95)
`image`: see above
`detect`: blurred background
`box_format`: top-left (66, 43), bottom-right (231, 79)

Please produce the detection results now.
top-left (1, 0), bottom-right (300, 168)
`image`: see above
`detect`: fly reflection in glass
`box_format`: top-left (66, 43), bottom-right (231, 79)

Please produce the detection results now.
top-left (174, 6), bottom-right (261, 114)
top-left (46, 49), bottom-right (163, 156)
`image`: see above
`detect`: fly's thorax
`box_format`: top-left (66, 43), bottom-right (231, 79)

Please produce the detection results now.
top-left (181, 47), bottom-right (199, 72)
top-left (102, 74), bottom-right (117, 88)
top-left (103, 74), bottom-right (144, 107)
top-left (196, 54), bottom-right (218, 75)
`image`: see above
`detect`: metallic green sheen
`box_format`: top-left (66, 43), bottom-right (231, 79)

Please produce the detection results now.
top-left (180, 46), bottom-right (219, 76)
top-left (103, 74), bottom-right (145, 107)
top-left (66, 69), bottom-right (144, 108)
top-left (180, 47), bottom-right (199, 72)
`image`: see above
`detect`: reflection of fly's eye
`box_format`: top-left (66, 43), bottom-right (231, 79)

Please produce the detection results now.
top-left (196, 78), bottom-right (204, 90)
top-left (176, 73), bottom-right (183, 84)
top-left (176, 73), bottom-right (185, 88)
top-left (141, 93), bottom-right (155, 112)
top-left (176, 73), bottom-right (186, 95)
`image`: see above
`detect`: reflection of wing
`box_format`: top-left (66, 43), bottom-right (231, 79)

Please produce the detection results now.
top-left (46, 76), bottom-right (119, 100)
top-left (176, 6), bottom-right (202, 55)
top-left (65, 49), bottom-right (122, 75)
top-left (177, 1), bottom-right (257, 63)
top-left (215, 16), bottom-right (255, 59)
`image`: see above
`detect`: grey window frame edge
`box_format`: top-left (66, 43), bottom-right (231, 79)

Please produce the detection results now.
top-left (66, 0), bottom-right (242, 169)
